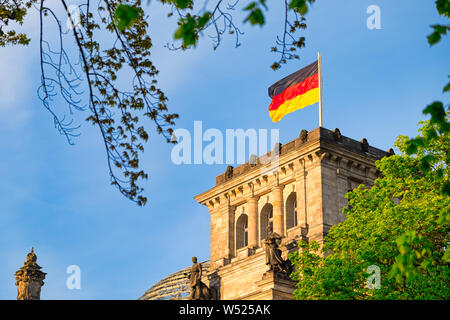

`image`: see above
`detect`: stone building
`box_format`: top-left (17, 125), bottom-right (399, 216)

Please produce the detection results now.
top-left (141, 126), bottom-right (391, 300)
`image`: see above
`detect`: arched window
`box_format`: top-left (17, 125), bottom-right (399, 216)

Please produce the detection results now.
top-left (260, 203), bottom-right (273, 240)
top-left (286, 192), bottom-right (297, 229)
top-left (236, 214), bottom-right (248, 250)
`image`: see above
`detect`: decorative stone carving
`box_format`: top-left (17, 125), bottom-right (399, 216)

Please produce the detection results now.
top-left (249, 154), bottom-right (258, 167)
top-left (185, 257), bottom-right (215, 300)
top-left (332, 128), bottom-right (342, 140)
top-left (263, 226), bottom-right (292, 278)
top-left (15, 248), bottom-right (46, 300)
top-left (211, 127), bottom-right (390, 186)
top-left (299, 129), bottom-right (308, 143)
top-left (225, 165), bottom-right (234, 181)
top-left (360, 138), bottom-right (369, 152)
top-left (387, 148), bottom-right (395, 156)
top-left (272, 142), bottom-right (282, 155)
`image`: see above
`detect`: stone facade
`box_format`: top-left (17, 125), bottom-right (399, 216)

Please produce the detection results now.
top-left (194, 127), bottom-right (389, 300)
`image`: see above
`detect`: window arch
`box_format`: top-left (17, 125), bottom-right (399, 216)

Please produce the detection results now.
top-left (260, 203), bottom-right (273, 240)
top-left (236, 213), bottom-right (248, 250)
top-left (286, 192), bottom-right (297, 229)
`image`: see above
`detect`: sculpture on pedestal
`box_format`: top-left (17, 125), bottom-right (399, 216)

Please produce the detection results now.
top-left (184, 256), bottom-right (215, 300)
top-left (15, 248), bottom-right (46, 300)
top-left (263, 226), bottom-right (293, 276)
top-left (299, 129), bottom-right (309, 143)
top-left (225, 165), bottom-right (234, 181)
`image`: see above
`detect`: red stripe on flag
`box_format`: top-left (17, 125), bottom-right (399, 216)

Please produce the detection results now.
top-left (269, 73), bottom-right (319, 111)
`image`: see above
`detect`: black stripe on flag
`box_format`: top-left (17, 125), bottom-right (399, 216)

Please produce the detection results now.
top-left (268, 60), bottom-right (319, 98)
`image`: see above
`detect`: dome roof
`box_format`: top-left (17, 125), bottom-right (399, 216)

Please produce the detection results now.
top-left (139, 261), bottom-right (210, 300)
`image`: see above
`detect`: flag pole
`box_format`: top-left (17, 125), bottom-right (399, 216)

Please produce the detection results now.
top-left (318, 52), bottom-right (323, 127)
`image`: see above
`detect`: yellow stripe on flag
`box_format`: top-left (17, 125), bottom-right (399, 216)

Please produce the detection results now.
top-left (269, 88), bottom-right (319, 122)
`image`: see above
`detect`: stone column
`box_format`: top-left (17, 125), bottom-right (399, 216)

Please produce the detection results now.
top-left (15, 248), bottom-right (46, 300)
top-left (336, 168), bottom-right (348, 223)
top-left (272, 185), bottom-right (285, 236)
top-left (295, 159), bottom-right (308, 228)
top-left (227, 205), bottom-right (236, 258)
top-left (247, 196), bottom-right (259, 248)
top-left (208, 197), bottom-right (235, 269)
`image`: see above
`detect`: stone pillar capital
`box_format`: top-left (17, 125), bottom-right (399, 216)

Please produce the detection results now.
top-left (272, 184), bottom-right (285, 192)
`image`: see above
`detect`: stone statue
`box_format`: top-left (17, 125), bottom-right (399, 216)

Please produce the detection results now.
top-left (387, 148), bottom-right (395, 156)
top-left (15, 248), bottom-right (46, 300)
top-left (332, 128), bottom-right (342, 140)
top-left (263, 226), bottom-right (292, 276)
top-left (360, 138), bottom-right (369, 152)
top-left (299, 129), bottom-right (308, 143)
top-left (249, 154), bottom-right (258, 167)
top-left (272, 142), bottom-right (282, 155)
top-left (225, 165), bottom-right (234, 180)
top-left (184, 257), bottom-right (215, 300)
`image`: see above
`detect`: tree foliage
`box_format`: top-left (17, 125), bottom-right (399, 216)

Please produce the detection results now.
top-left (0, 0), bottom-right (315, 205)
top-left (427, 0), bottom-right (450, 46)
top-left (1, 0), bottom-right (446, 208)
top-left (0, 0), bottom-right (34, 46)
top-left (289, 113), bottom-right (450, 299)
top-left (289, 1), bottom-right (449, 298)
top-left (153, 0), bottom-right (315, 70)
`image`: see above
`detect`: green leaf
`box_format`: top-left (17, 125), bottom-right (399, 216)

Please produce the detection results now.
top-left (427, 24), bottom-right (449, 46)
top-left (244, 2), bottom-right (257, 11)
top-left (420, 154), bottom-right (434, 172)
top-left (197, 12), bottom-right (211, 29)
top-left (443, 181), bottom-right (450, 196)
top-left (289, 0), bottom-right (306, 10)
top-left (114, 4), bottom-right (140, 31)
top-left (243, 1), bottom-right (268, 26)
top-left (428, 31), bottom-right (441, 46)
top-left (172, 12), bottom-right (211, 47)
top-left (443, 249), bottom-right (450, 263)
top-left (435, 0), bottom-right (450, 17)
top-left (174, 16), bottom-right (197, 47)
top-left (289, 0), bottom-right (312, 15)
top-left (423, 101), bottom-right (446, 128)
top-left (244, 8), bottom-right (265, 26)
top-left (443, 80), bottom-right (450, 92)
top-left (172, 0), bottom-right (193, 10)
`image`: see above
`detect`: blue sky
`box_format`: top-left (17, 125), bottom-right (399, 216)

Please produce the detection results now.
top-left (0, 0), bottom-right (448, 299)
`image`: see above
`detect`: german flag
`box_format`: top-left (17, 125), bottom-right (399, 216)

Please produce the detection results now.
top-left (268, 60), bottom-right (319, 122)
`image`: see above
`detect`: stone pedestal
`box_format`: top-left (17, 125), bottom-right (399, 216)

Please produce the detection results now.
top-left (253, 270), bottom-right (296, 300)
top-left (15, 248), bottom-right (46, 300)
